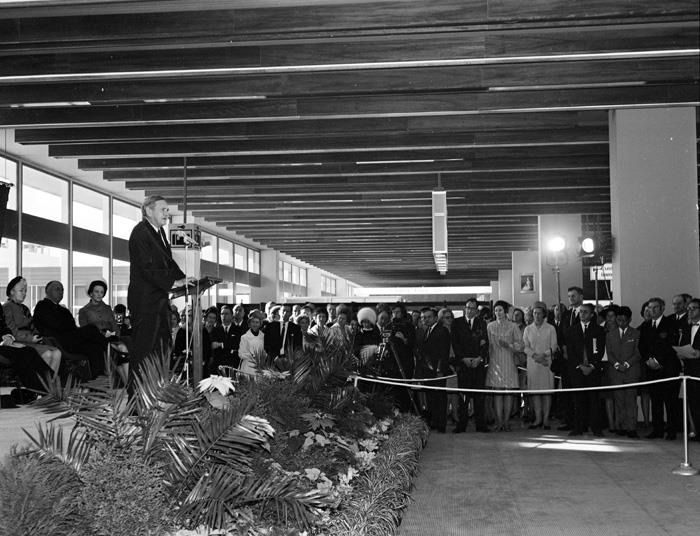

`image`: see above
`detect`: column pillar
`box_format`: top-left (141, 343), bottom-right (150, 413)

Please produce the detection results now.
top-left (498, 269), bottom-right (513, 304)
top-left (609, 107), bottom-right (699, 318)
top-left (538, 214), bottom-right (584, 308)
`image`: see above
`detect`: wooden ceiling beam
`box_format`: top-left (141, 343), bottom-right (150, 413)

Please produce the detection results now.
top-left (3, 85), bottom-right (696, 128)
top-left (21, 112), bottom-right (609, 146)
top-left (1, 1), bottom-right (696, 46)
top-left (78, 144), bottom-right (611, 169)
top-left (2, 58), bottom-right (696, 107)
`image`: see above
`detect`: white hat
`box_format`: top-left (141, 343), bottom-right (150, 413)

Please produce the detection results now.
top-left (357, 307), bottom-right (377, 326)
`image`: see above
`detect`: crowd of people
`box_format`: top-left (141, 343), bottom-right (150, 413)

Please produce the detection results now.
top-left (2, 276), bottom-right (699, 446)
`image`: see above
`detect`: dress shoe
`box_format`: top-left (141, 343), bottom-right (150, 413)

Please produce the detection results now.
top-left (558, 425), bottom-right (572, 431)
top-left (476, 427), bottom-right (490, 433)
top-left (568, 430), bottom-right (582, 437)
top-left (436, 428), bottom-right (446, 434)
top-left (528, 423), bottom-right (542, 430)
top-left (592, 430), bottom-right (604, 438)
top-left (646, 431), bottom-right (664, 439)
top-left (665, 433), bottom-right (677, 440)
top-left (452, 428), bottom-right (465, 434)
top-left (627, 431), bottom-right (639, 439)
top-left (615, 430), bottom-right (627, 436)
top-left (543, 425), bottom-right (551, 431)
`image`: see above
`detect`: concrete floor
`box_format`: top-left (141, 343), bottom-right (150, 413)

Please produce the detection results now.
top-left (400, 425), bottom-right (700, 536)
top-left (0, 403), bottom-right (74, 456)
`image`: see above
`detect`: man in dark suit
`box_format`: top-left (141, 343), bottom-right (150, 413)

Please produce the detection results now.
top-left (127, 195), bottom-right (191, 394)
top-left (416, 307), bottom-right (451, 433)
top-left (209, 304), bottom-right (247, 372)
top-left (678, 298), bottom-right (700, 439)
top-left (605, 306), bottom-right (642, 438)
top-left (450, 298), bottom-right (489, 433)
top-left (639, 297), bottom-right (681, 440)
top-left (556, 286), bottom-right (584, 431)
top-left (264, 304), bottom-right (302, 369)
top-left (564, 303), bottom-right (606, 436)
top-left (33, 280), bottom-right (107, 378)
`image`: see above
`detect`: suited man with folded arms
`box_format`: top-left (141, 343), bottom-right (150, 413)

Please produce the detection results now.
top-left (128, 195), bottom-right (194, 395)
top-left (564, 303), bottom-right (606, 437)
top-left (264, 305), bottom-right (302, 369)
top-left (450, 298), bottom-right (489, 433)
top-left (638, 297), bottom-right (681, 440)
top-left (605, 306), bottom-right (642, 438)
top-left (416, 307), bottom-right (451, 433)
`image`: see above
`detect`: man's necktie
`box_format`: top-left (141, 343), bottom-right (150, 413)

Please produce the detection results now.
top-left (159, 227), bottom-right (169, 250)
top-left (582, 324), bottom-right (589, 365)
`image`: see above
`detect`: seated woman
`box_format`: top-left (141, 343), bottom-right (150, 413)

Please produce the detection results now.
top-left (1, 298), bottom-right (54, 395)
top-left (78, 280), bottom-right (129, 383)
top-left (3, 276), bottom-right (62, 374)
top-left (238, 309), bottom-right (266, 377)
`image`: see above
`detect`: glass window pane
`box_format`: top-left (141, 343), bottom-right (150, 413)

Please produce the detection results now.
top-left (292, 265), bottom-right (300, 285)
top-left (218, 281), bottom-right (234, 305)
top-left (219, 239), bottom-right (233, 266)
top-left (0, 238), bottom-right (18, 297)
top-left (22, 166), bottom-right (69, 223)
top-left (21, 242), bottom-right (68, 312)
top-left (235, 283), bottom-right (250, 304)
top-left (278, 260), bottom-right (283, 280)
top-left (73, 184), bottom-right (109, 234)
top-left (113, 199), bottom-right (141, 240)
top-left (247, 248), bottom-right (255, 273)
top-left (73, 251), bottom-right (109, 317)
top-left (283, 262), bottom-right (291, 283)
top-left (299, 268), bottom-right (307, 287)
top-left (253, 251), bottom-right (260, 274)
top-left (0, 156), bottom-right (18, 211)
top-left (234, 244), bottom-right (246, 270)
top-left (113, 259), bottom-right (130, 308)
top-left (201, 232), bottom-right (217, 262)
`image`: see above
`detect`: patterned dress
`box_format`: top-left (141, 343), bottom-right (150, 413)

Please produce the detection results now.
top-left (485, 319), bottom-right (522, 389)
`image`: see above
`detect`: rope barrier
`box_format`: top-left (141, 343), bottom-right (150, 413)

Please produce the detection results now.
top-left (349, 374), bottom-right (700, 395)
top-left (366, 373), bottom-right (457, 383)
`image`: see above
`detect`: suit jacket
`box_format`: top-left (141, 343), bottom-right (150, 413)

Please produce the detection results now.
top-left (561, 307), bottom-right (580, 344)
top-left (264, 320), bottom-right (302, 357)
top-left (127, 220), bottom-right (185, 317)
top-left (638, 315), bottom-right (681, 378)
top-left (33, 298), bottom-right (78, 339)
top-left (417, 322), bottom-right (451, 376)
top-left (678, 319), bottom-right (700, 375)
top-left (564, 321), bottom-right (606, 385)
top-left (210, 320), bottom-right (247, 364)
top-left (605, 326), bottom-right (642, 384)
top-left (450, 316), bottom-right (488, 366)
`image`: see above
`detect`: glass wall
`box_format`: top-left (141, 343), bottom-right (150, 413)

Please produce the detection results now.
top-left (278, 260), bottom-right (308, 298)
top-left (0, 150), bottom-right (263, 317)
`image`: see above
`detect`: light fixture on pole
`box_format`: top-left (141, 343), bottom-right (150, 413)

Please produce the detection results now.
top-left (546, 235), bottom-right (567, 306)
top-left (432, 176), bottom-right (448, 275)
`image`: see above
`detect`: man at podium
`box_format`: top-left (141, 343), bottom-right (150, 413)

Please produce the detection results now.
top-left (128, 195), bottom-right (194, 394)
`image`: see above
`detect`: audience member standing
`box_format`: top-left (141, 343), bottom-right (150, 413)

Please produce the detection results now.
top-left (416, 307), bottom-right (451, 433)
top-left (485, 301), bottom-right (522, 431)
top-left (523, 304), bottom-right (558, 429)
top-left (564, 303), bottom-right (606, 437)
top-left (678, 298), bottom-right (700, 438)
top-left (639, 297), bottom-right (681, 440)
top-left (450, 298), bottom-right (489, 433)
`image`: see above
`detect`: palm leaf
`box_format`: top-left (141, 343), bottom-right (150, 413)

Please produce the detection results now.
top-left (22, 422), bottom-right (92, 474)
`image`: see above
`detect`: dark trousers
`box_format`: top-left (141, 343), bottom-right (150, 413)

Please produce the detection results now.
top-left (455, 366), bottom-right (487, 431)
top-left (0, 345), bottom-right (53, 392)
top-left (129, 304), bottom-right (171, 396)
top-left (55, 324), bottom-right (107, 378)
top-left (427, 378), bottom-right (447, 431)
top-left (649, 379), bottom-right (681, 434)
top-left (556, 368), bottom-right (576, 427)
top-left (684, 362), bottom-right (700, 432)
top-left (571, 369), bottom-right (601, 433)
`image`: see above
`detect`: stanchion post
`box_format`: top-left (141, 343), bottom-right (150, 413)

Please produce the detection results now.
top-left (353, 375), bottom-right (359, 389)
top-left (673, 375), bottom-right (698, 476)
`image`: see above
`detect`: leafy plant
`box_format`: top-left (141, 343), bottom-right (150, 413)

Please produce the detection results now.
top-left (0, 448), bottom-right (87, 536)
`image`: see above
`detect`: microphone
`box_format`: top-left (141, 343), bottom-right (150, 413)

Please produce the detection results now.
top-left (174, 230), bottom-right (199, 247)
